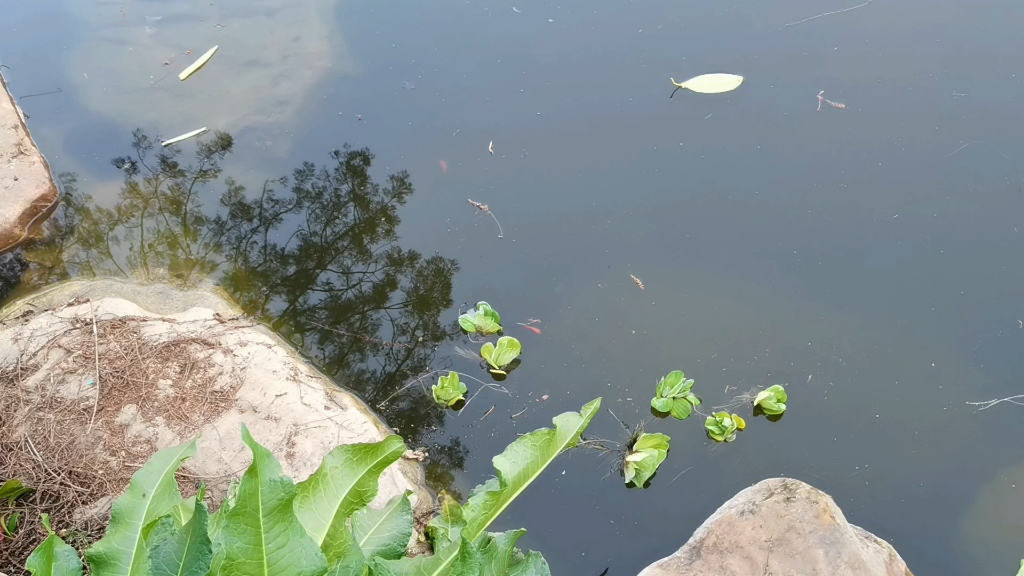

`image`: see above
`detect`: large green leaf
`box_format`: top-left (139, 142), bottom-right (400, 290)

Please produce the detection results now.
top-left (210, 424), bottom-right (327, 576)
top-left (368, 538), bottom-right (480, 576)
top-left (171, 495), bottom-right (197, 529)
top-left (148, 487), bottom-right (212, 576)
top-left (24, 514), bottom-right (84, 576)
top-left (475, 530), bottom-right (550, 576)
top-left (323, 530), bottom-right (365, 576)
top-left (426, 493), bottom-right (465, 550)
top-left (294, 435), bottom-right (406, 562)
top-left (506, 552), bottom-right (549, 576)
top-left (85, 438), bottom-right (197, 576)
top-left (461, 398), bottom-right (601, 541)
top-left (351, 492), bottom-right (413, 561)
top-left (206, 479), bottom-right (238, 551)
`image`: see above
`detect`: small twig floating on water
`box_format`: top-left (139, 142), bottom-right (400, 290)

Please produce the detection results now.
top-left (780, 0), bottom-right (872, 30)
top-left (467, 198), bottom-right (504, 239)
top-left (966, 394), bottom-right (1024, 412)
top-left (816, 91), bottom-right (846, 111)
top-left (19, 86), bottom-right (63, 101)
top-left (946, 141), bottom-right (1010, 159)
top-left (480, 405), bottom-right (495, 421)
top-left (511, 406), bottom-right (528, 419)
top-left (630, 274), bottom-right (645, 290)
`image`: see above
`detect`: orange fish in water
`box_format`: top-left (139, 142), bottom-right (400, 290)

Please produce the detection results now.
top-left (517, 323), bottom-right (542, 335)
top-left (439, 159), bottom-right (448, 173)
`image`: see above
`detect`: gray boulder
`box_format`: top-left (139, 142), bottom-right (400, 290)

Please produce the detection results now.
top-left (639, 478), bottom-right (912, 576)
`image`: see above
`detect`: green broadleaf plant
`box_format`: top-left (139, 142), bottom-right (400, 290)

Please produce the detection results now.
top-left (210, 424), bottom-right (328, 576)
top-left (461, 398), bottom-right (601, 540)
top-left (458, 301), bottom-right (503, 335)
top-left (753, 384), bottom-right (787, 415)
top-left (480, 336), bottom-right (522, 375)
top-left (650, 370), bottom-right (701, 420)
top-left (432, 372), bottom-right (468, 407)
top-left (623, 433), bottom-right (670, 488)
top-left (293, 434), bottom-right (406, 562)
top-left (85, 437), bottom-right (198, 576)
top-left (25, 399), bottom-right (595, 576)
top-left (351, 491), bottom-right (413, 561)
top-left (0, 478), bottom-right (35, 506)
top-left (705, 412), bottom-right (746, 443)
top-left (147, 484), bottom-right (212, 576)
top-left (24, 514), bottom-right (84, 576)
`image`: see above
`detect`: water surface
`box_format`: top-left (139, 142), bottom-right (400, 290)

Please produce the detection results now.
top-left (4, 0), bottom-right (1024, 574)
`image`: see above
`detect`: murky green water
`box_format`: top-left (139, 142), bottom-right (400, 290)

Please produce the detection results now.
top-left (5, 0), bottom-right (1024, 573)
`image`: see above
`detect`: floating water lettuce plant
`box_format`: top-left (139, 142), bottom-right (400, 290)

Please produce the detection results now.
top-left (623, 432), bottom-right (670, 489)
top-left (481, 336), bottom-right (521, 375)
top-left (670, 73), bottom-right (744, 96)
top-left (754, 384), bottom-right (787, 415)
top-left (458, 301), bottom-right (503, 335)
top-left (705, 412), bottom-right (746, 443)
top-left (432, 371), bottom-right (468, 407)
top-left (650, 370), bottom-right (701, 420)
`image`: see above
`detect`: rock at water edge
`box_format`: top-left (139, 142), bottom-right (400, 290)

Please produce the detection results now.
top-left (0, 72), bottom-right (59, 254)
top-left (638, 477), bottom-right (912, 576)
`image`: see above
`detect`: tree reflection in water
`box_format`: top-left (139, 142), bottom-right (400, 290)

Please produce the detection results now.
top-left (16, 130), bottom-right (467, 497)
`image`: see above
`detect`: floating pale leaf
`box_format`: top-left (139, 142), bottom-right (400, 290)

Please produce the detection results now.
top-left (161, 128), bottom-right (209, 147)
top-left (670, 73), bottom-right (744, 94)
top-left (178, 45), bottom-right (219, 81)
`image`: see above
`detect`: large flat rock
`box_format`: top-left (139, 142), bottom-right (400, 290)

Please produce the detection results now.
top-left (0, 73), bottom-right (59, 254)
top-left (0, 281), bottom-right (431, 569)
top-left (639, 478), bottom-right (912, 576)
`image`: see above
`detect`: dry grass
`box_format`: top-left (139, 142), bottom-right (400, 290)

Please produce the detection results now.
top-left (0, 308), bottom-right (239, 573)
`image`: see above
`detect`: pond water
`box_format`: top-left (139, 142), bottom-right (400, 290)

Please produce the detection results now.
top-left (4, 0), bottom-right (1024, 574)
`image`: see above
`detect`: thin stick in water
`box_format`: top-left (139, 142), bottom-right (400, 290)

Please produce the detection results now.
top-left (511, 406), bottom-right (528, 418)
top-left (467, 198), bottom-right (504, 239)
top-left (946, 141), bottom-right (1010, 159)
top-left (19, 87), bottom-right (63, 100)
top-left (480, 405), bottom-right (495, 421)
top-left (966, 394), bottom-right (1024, 411)
top-left (780, 0), bottom-right (872, 30)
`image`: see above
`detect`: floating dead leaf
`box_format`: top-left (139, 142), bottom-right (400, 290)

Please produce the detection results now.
top-left (670, 73), bottom-right (744, 95)
top-left (178, 45), bottom-right (218, 81)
